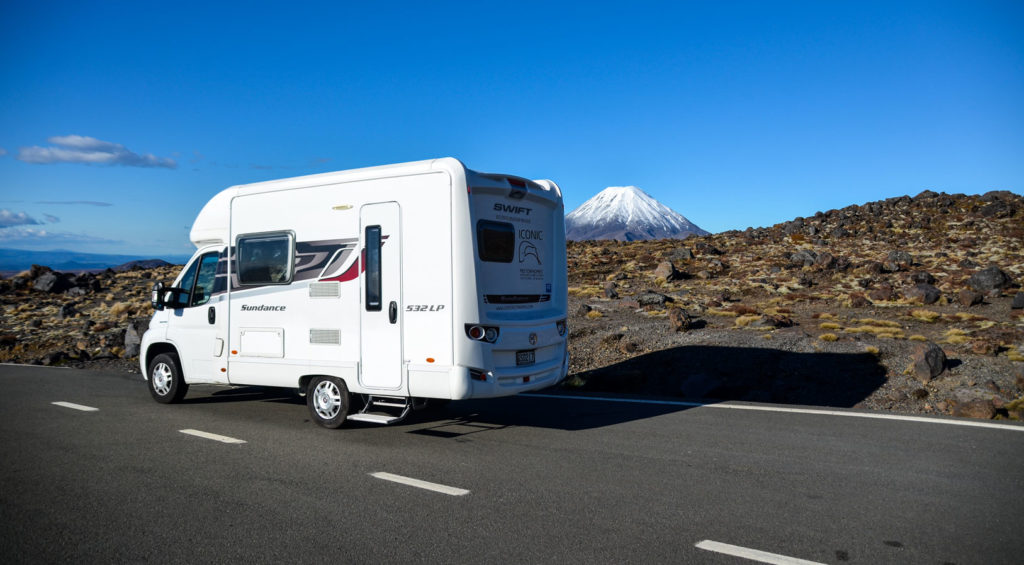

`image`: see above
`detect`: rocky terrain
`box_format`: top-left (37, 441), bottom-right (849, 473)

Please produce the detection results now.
top-left (566, 190), bottom-right (1024, 420)
top-left (1, 189), bottom-right (1022, 420)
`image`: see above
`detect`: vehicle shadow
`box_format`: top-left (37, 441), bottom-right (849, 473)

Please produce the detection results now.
top-left (411, 345), bottom-right (887, 434)
top-left (182, 385), bottom-right (304, 405)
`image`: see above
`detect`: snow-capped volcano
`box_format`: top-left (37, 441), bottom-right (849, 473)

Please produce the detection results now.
top-left (565, 186), bottom-right (709, 241)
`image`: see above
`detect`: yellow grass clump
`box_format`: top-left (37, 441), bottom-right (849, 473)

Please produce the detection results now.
top-left (706, 309), bottom-right (740, 317)
top-left (865, 346), bottom-right (880, 356)
top-left (909, 335), bottom-right (928, 342)
top-left (853, 318), bottom-right (902, 328)
top-left (585, 310), bottom-right (604, 319)
top-left (819, 322), bottom-right (842, 330)
top-left (819, 333), bottom-right (839, 342)
top-left (735, 315), bottom-right (762, 327)
top-left (942, 329), bottom-right (971, 345)
top-left (910, 309), bottom-right (941, 323)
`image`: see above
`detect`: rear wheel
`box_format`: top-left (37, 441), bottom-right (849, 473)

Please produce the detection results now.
top-left (148, 353), bottom-right (188, 403)
top-left (307, 376), bottom-right (350, 428)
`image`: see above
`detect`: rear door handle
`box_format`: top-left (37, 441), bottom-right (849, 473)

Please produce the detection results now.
top-left (389, 301), bottom-right (398, 324)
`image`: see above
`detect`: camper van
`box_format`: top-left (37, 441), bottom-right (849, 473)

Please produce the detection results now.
top-left (140, 158), bottom-right (569, 428)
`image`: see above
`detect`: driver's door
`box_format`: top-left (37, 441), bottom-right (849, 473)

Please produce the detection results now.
top-left (166, 249), bottom-right (228, 384)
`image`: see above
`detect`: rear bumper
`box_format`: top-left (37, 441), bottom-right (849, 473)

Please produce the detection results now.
top-left (452, 345), bottom-right (569, 399)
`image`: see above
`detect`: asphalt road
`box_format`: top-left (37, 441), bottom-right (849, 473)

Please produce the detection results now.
top-left (1, 365), bottom-right (1022, 564)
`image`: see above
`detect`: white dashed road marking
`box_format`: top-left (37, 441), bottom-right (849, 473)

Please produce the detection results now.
top-left (695, 540), bottom-right (825, 565)
top-left (52, 401), bottom-right (99, 412)
top-left (371, 472), bottom-right (470, 496)
top-left (522, 393), bottom-right (1024, 432)
top-left (179, 429), bottom-right (247, 444)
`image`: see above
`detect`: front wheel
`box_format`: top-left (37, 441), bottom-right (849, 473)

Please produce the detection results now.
top-left (148, 353), bottom-right (188, 403)
top-left (307, 376), bottom-right (350, 429)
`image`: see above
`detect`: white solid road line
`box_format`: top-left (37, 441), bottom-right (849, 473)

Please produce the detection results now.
top-left (370, 472), bottom-right (470, 496)
top-left (696, 540), bottom-right (825, 565)
top-left (179, 429), bottom-right (247, 444)
top-left (521, 393), bottom-right (1024, 432)
top-left (52, 401), bottom-right (99, 412)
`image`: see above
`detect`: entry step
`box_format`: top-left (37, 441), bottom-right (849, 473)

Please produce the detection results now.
top-left (347, 413), bottom-right (402, 424)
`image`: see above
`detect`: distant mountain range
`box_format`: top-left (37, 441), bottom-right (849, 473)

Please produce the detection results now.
top-left (0, 248), bottom-right (189, 273)
top-left (565, 185), bottom-right (709, 241)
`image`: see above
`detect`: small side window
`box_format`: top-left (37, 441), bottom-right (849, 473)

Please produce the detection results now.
top-left (237, 233), bottom-right (293, 285)
top-left (477, 220), bottom-right (515, 263)
top-left (365, 225), bottom-right (382, 311)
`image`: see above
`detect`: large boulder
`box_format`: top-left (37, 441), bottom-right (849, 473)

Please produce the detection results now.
top-left (968, 266), bottom-right (1013, 295)
top-left (653, 261), bottom-right (684, 281)
top-left (910, 342), bottom-right (946, 383)
top-left (667, 307), bottom-right (692, 332)
top-left (904, 283), bottom-right (941, 305)
top-left (123, 318), bottom-right (150, 358)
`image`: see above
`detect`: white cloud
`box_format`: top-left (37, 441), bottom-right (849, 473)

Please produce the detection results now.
top-left (43, 214), bottom-right (60, 224)
top-left (0, 147), bottom-right (7, 157)
top-left (17, 135), bottom-right (177, 168)
top-left (0, 226), bottom-right (121, 245)
top-left (35, 200), bottom-right (113, 207)
top-left (0, 209), bottom-right (43, 228)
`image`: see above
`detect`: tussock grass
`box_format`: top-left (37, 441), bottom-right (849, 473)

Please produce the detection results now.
top-left (942, 328), bottom-right (971, 344)
top-left (910, 309), bottom-right (941, 323)
top-left (735, 315), bottom-right (762, 327)
top-left (853, 318), bottom-right (902, 328)
top-left (568, 286), bottom-right (603, 298)
top-left (845, 326), bottom-right (906, 339)
top-left (865, 346), bottom-right (880, 356)
top-left (819, 333), bottom-right (839, 342)
top-left (813, 312), bottom-right (837, 320)
top-left (585, 310), bottom-right (604, 319)
top-left (706, 309), bottom-right (739, 317)
top-left (819, 322), bottom-right (842, 330)
top-left (909, 335), bottom-right (928, 342)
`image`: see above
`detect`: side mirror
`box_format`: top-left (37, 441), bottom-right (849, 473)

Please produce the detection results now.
top-left (151, 282), bottom-right (165, 311)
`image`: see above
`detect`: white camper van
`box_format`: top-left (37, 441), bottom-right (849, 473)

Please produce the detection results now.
top-left (140, 158), bottom-right (569, 428)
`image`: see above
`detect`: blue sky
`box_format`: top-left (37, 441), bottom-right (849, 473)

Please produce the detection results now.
top-left (1, 1), bottom-right (1021, 258)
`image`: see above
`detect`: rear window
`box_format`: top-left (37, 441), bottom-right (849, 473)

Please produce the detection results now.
top-left (477, 220), bottom-right (514, 263)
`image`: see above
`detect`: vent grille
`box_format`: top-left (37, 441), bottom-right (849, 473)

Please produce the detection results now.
top-left (309, 282), bottom-right (340, 298)
top-left (309, 329), bottom-right (341, 345)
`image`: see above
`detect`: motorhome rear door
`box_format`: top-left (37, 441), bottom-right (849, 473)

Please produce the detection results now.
top-left (359, 202), bottom-right (403, 390)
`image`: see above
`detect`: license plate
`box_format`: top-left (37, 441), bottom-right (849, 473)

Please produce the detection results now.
top-left (515, 349), bottom-right (535, 366)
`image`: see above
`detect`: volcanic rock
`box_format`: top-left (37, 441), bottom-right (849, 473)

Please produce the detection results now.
top-left (910, 342), bottom-right (947, 383)
top-left (667, 307), bottom-right (692, 332)
top-left (968, 266), bottom-right (1013, 295)
top-left (904, 283), bottom-right (941, 305)
top-left (1012, 292), bottom-right (1024, 310)
top-left (958, 289), bottom-right (984, 307)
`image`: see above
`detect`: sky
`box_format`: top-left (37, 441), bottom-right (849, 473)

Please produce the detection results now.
top-left (1, 1), bottom-right (1021, 258)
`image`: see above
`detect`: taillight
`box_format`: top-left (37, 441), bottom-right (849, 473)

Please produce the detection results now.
top-left (469, 369), bottom-right (488, 381)
top-left (556, 319), bottom-right (567, 337)
top-left (465, 324), bottom-right (499, 343)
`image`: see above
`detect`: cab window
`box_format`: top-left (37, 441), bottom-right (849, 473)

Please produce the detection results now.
top-left (190, 253), bottom-right (220, 306)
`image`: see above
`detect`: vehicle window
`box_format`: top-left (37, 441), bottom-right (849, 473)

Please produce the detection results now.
top-left (191, 252), bottom-right (220, 307)
top-left (365, 225), bottom-right (382, 311)
top-left (237, 233), bottom-right (293, 285)
top-left (477, 220), bottom-right (515, 263)
top-left (172, 259), bottom-right (199, 309)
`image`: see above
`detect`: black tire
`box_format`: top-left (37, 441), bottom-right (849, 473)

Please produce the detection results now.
top-left (147, 353), bottom-right (189, 404)
top-left (307, 376), bottom-right (350, 429)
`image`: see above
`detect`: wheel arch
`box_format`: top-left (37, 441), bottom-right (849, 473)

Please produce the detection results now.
top-left (297, 374), bottom-right (351, 396)
top-left (144, 342), bottom-right (180, 379)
